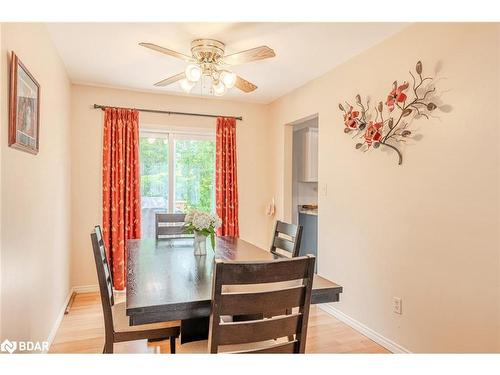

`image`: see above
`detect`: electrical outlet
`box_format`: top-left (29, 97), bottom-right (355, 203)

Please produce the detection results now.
top-left (393, 297), bottom-right (402, 315)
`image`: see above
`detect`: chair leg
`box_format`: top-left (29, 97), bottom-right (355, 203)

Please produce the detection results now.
top-left (103, 340), bottom-right (113, 354)
top-left (170, 336), bottom-right (176, 354)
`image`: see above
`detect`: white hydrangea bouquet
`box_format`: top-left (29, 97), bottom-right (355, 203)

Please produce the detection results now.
top-left (184, 209), bottom-right (222, 254)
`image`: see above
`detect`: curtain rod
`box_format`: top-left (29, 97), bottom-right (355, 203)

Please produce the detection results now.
top-left (93, 104), bottom-right (243, 121)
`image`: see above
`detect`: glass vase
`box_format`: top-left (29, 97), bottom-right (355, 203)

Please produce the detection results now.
top-left (193, 231), bottom-right (207, 256)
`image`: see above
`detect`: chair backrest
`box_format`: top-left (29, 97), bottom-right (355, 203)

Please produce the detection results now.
top-left (155, 213), bottom-right (189, 239)
top-left (90, 225), bottom-right (114, 335)
top-left (208, 255), bottom-right (315, 354)
top-left (270, 220), bottom-right (303, 258)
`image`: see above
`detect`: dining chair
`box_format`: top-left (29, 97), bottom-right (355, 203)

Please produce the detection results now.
top-left (155, 213), bottom-right (191, 239)
top-left (270, 220), bottom-right (303, 258)
top-left (91, 225), bottom-right (180, 353)
top-left (178, 255), bottom-right (315, 353)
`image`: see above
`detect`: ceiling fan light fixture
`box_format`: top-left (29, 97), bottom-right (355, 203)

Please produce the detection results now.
top-left (212, 80), bottom-right (227, 96)
top-left (179, 78), bottom-right (196, 93)
top-left (220, 70), bottom-right (237, 89)
top-left (185, 64), bottom-right (202, 82)
top-left (140, 39), bottom-right (274, 95)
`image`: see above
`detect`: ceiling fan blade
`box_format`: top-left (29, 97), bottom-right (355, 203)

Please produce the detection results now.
top-left (222, 46), bottom-right (275, 66)
top-left (154, 72), bottom-right (186, 87)
top-left (139, 42), bottom-right (193, 62)
top-left (234, 75), bottom-right (257, 93)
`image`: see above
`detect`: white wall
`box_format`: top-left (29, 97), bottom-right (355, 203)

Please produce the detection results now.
top-left (270, 23), bottom-right (500, 352)
top-left (70, 84), bottom-right (274, 287)
top-left (0, 23), bottom-right (72, 344)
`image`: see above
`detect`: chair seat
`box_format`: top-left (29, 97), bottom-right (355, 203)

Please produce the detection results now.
top-left (112, 302), bottom-right (180, 333)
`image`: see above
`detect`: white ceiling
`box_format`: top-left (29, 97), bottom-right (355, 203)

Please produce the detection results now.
top-left (46, 23), bottom-right (409, 104)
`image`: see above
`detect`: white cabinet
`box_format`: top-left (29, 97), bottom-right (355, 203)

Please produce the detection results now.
top-left (298, 128), bottom-right (318, 182)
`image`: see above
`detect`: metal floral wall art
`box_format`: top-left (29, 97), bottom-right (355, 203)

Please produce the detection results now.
top-left (339, 61), bottom-right (438, 165)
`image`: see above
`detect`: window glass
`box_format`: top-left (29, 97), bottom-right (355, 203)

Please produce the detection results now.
top-left (139, 135), bottom-right (168, 238)
top-left (174, 138), bottom-right (215, 213)
top-left (139, 131), bottom-right (215, 238)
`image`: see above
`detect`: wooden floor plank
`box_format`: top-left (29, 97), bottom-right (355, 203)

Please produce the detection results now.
top-left (49, 292), bottom-right (389, 354)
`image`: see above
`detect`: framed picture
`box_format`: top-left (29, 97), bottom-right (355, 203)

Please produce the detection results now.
top-left (9, 51), bottom-right (40, 154)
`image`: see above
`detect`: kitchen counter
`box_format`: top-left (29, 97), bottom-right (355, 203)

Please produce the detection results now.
top-left (298, 208), bottom-right (318, 216)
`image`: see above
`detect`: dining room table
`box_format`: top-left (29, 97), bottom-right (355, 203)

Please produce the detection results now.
top-left (126, 236), bottom-right (343, 343)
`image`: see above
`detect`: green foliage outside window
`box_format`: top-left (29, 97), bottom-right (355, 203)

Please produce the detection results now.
top-left (175, 139), bottom-right (215, 212)
top-left (140, 136), bottom-right (215, 213)
top-left (140, 137), bottom-right (168, 199)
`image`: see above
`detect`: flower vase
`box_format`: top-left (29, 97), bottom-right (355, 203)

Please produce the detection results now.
top-left (193, 231), bottom-right (207, 256)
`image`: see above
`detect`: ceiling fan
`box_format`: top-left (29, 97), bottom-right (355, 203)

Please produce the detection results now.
top-left (139, 39), bottom-right (276, 96)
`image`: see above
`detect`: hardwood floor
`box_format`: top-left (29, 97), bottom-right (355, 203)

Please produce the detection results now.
top-left (49, 292), bottom-right (389, 354)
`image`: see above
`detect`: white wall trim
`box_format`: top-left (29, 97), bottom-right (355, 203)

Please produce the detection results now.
top-left (73, 284), bottom-right (99, 293)
top-left (44, 284), bottom-right (100, 353)
top-left (44, 288), bottom-right (74, 353)
top-left (319, 303), bottom-right (411, 354)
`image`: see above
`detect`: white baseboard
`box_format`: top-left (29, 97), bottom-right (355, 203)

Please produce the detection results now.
top-left (319, 303), bottom-right (411, 354)
top-left (44, 284), bottom-right (99, 353)
top-left (44, 288), bottom-right (74, 353)
top-left (72, 284), bottom-right (99, 293)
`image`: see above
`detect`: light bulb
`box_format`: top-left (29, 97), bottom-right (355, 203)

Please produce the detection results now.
top-left (220, 71), bottom-right (237, 89)
top-left (185, 64), bottom-right (202, 82)
top-left (212, 81), bottom-right (227, 96)
top-left (179, 78), bottom-right (195, 93)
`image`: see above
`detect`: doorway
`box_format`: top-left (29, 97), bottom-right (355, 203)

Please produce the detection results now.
top-left (284, 114), bottom-right (319, 270)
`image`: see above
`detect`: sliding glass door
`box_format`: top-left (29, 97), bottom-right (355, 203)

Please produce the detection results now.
top-left (140, 133), bottom-right (169, 238)
top-left (139, 130), bottom-right (215, 238)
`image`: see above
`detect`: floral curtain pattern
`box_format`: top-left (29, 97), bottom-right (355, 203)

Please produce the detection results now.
top-left (102, 108), bottom-right (141, 290)
top-left (215, 117), bottom-right (239, 237)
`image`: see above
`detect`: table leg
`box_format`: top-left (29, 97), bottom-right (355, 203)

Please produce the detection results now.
top-left (181, 317), bottom-right (210, 344)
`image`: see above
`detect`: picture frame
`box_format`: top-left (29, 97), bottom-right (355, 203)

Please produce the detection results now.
top-left (9, 51), bottom-right (41, 155)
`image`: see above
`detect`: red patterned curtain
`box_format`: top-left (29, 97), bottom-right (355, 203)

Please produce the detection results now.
top-left (216, 117), bottom-right (239, 237)
top-left (102, 108), bottom-right (141, 290)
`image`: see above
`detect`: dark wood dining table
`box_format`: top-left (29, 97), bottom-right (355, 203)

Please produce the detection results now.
top-left (126, 236), bottom-right (343, 342)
